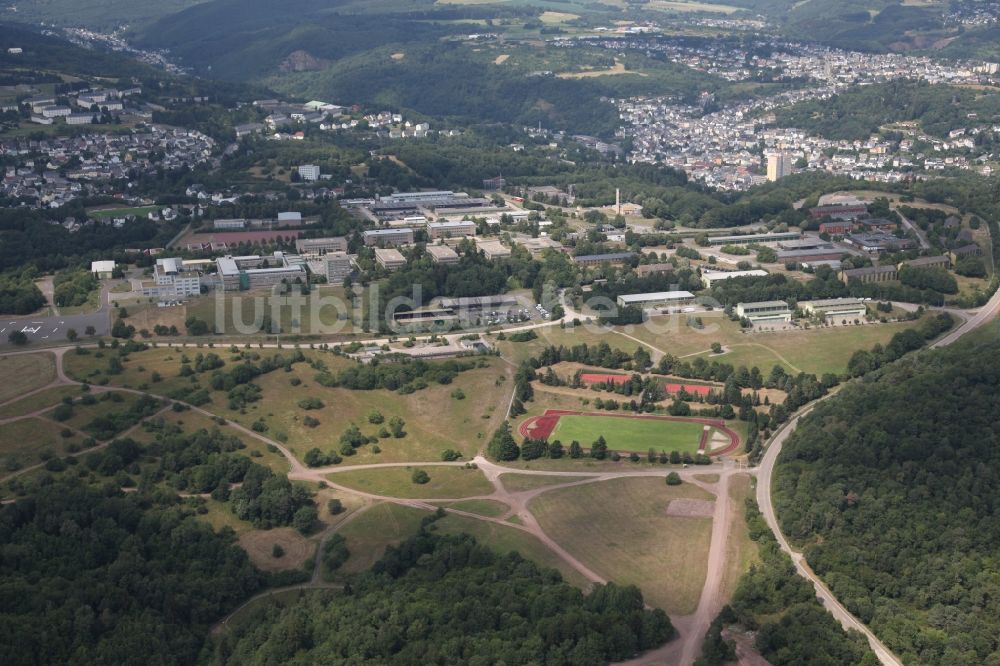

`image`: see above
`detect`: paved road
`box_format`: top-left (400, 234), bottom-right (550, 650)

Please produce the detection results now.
top-left (755, 268), bottom-right (1000, 666)
top-left (894, 209), bottom-right (931, 250)
top-left (756, 400), bottom-right (902, 666)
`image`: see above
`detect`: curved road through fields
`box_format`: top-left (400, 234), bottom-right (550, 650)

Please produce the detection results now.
top-left (755, 275), bottom-right (1000, 666)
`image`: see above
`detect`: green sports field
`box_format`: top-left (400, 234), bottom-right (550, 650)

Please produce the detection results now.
top-left (550, 415), bottom-right (706, 453)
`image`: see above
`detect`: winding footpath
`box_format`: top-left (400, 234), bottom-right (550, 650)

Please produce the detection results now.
top-left (1, 345), bottom-right (748, 663)
top-left (5, 280), bottom-right (997, 664)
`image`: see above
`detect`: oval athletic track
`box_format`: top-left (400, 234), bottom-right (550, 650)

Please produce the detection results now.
top-left (518, 409), bottom-right (742, 457)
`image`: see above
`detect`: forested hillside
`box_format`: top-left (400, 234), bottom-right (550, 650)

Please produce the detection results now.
top-left (773, 337), bottom-right (1000, 665)
top-left (0, 479), bottom-right (263, 665)
top-left (3, 0), bottom-right (209, 30)
top-left (132, 1), bottom-right (722, 136)
top-left (211, 528), bottom-right (674, 665)
top-left (774, 80), bottom-right (1000, 141)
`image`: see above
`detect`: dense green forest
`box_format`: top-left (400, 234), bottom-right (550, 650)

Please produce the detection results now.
top-left (773, 336), bottom-right (1000, 665)
top-left (211, 527), bottom-right (674, 665)
top-left (0, 269), bottom-right (46, 315)
top-left (696, 498), bottom-right (875, 666)
top-left (0, 479), bottom-right (262, 665)
top-left (774, 80), bottom-right (1000, 141)
top-left (0, 207), bottom-right (183, 273)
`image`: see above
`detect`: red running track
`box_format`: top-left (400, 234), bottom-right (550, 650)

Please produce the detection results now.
top-left (517, 409), bottom-right (741, 457)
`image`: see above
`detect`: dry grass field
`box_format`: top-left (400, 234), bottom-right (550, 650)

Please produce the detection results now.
top-left (434, 513), bottom-right (592, 588)
top-left (0, 385), bottom-right (82, 419)
top-left (337, 503), bottom-right (429, 573)
top-left (499, 473), bottom-right (592, 493)
top-left (0, 353), bottom-right (56, 402)
top-left (530, 477), bottom-right (715, 614)
top-left (328, 465), bottom-right (494, 499)
top-left (0, 417), bottom-right (85, 471)
top-left (720, 474), bottom-right (760, 602)
top-left (239, 527), bottom-right (315, 572)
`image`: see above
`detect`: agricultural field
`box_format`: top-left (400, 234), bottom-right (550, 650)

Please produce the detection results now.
top-left (328, 465), bottom-right (494, 499)
top-left (548, 413), bottom-right (708, 453)
top-left (531, 477), bottom-right (715, 614)
top-left (0, 353), bottom-right (56, 402)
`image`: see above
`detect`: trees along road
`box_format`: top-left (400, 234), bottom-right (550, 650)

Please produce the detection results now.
top-left (756, 276), bottom-right (1000, 666)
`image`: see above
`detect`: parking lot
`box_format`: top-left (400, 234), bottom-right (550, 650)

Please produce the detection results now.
top-left (0, 309), bottom-right (109, 347)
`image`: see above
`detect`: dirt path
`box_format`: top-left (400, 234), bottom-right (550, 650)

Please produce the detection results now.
top-left (5, 342), bottom-right (747, 663)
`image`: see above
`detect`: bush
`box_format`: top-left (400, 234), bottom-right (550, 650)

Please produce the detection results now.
top-left (297, 397), bottom-right (324, 410)
top-left (51, 403), bottom-right (73, 422)
top-left (440, 449), bottom-right (462, 461)
top-left (272, 544), bottom-right (285, 558)
top-left (327, 499), bottom-right (344, 515)
top-left (411, 469), bottom-right (430, 484)
top-left (666, 472), bottom-right (682, 485)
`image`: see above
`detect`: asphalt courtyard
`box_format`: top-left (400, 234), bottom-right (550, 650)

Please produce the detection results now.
top-left (0, 308), bottom-right (110, 347)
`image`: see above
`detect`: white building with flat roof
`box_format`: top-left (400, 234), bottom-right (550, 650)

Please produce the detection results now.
top-left (298, 165), bottom-right (320, 182)
top-left (428, 220), bottom-right (476, 240)
top-left (736, 300), bottom-right (791, 324)
top-left (701, 269), bottom-right (768, 288)
top-left (799, 298), bottom-right (867, 321)
top-left (90, 260), bottom-right (116, 278)
top-left (143, 257), bottom-right (201, 298)
top-left (216, 254), bottom-right (307, 291)
top-left (616, 291), bottom-right (695, 309)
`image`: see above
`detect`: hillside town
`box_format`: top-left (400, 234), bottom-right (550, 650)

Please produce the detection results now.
top-left (1, 125), bottom-right (215, 208)
top-left (597, 36), bottom-right (1000, 188)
